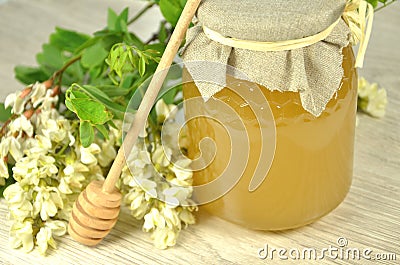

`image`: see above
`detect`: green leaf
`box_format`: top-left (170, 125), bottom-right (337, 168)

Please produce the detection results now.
top-left (0, 103), bottom-right (12, 122)
top-left (80, 85), bottom-right (126, 114)
top-left (98, 85), bottom-right (130, 97)
top-left (130, 65), bottom-right (182, 110)
top-left (0, 165), bottom-right (16, 198)
top-left (162, 85), bottom-right (180, 104)
top-left (124, 33), bottom-right (144, 49)
top-left (36, 44), bottom-right (64, 70)
top-left (80, 121), bottom-right (95, 148)
top-left (81, 43), bottom-right (109, 69)
top-left (119, 8), bottom-right (129, 23)
top-left (138, 56), bottom-right (146, 76)
top-left (65, 58), bottom-right (85, 83)
top-left (50, 27), bottom-right (90, 53)
top-left (95, 124), bottom-right (110, 140)
top-left (108, 8), bottom-right (129, 33)
top-left (144, 44), bottom-right (165, 53)
top-left (100, 34), bottom-right (124, 51)
top-left (72, 99), bottom-right (113, 124)
top-left (14, 66), bottom-right (49, 85)
top-left (159, 0), bottom-right (184, 26)
top-left (158, 21), bottom-right (168, 43)
top-left (75, 36), bottom-right (103, 54)
top-left (107, 8), bottom-right (119, 31)
top-left (179, 0), bottom-right (187, 7)
top-left (66, 89), bottom-right (113, 124)
top-left (366, 0), bottom-right (379, 7)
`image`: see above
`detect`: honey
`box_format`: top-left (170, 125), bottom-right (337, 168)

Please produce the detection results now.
top-left (183, 46), bottom-right (357, 230)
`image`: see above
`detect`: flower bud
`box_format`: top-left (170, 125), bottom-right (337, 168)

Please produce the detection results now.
top-left (19, 87), bottom-right (32, 99)
top-left (43, 79), bottom-right (53, 89)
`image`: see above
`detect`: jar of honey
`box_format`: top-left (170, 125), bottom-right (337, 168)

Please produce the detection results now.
top-left (181, 0), bottom-right (363, 230)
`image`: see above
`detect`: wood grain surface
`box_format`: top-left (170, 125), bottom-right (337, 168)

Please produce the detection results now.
top-left (0, 0), bottom-right (399, 264)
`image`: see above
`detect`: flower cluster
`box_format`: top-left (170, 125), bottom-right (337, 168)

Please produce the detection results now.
top-left (358, 77), bottom-right (388, 118)
top-left (119, 99), bottom-right (197, 250)
top-left (0, 82), bottom-right (197, 254)
top-left (0, 82), bottom-right (118, 254)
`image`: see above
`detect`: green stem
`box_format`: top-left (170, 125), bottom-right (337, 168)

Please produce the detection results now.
top-left (56, 143), bottom-right (69, 157)
top-left (127, 2), bottom-right (156, 25)
top-left (53, 55), bottom-right (82, 85)
top-left (375, 0), bottom-right (397, 12)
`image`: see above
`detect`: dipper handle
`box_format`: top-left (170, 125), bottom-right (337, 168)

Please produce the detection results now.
top-left (102, 0), bottom-right (202, 193)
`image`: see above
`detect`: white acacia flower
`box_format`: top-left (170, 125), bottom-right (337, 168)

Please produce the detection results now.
top-left (3, 183), bottom-right (29, 204)
top-left (8, 200), bottom-right (34, 221)
top-left (152, 145), bottom-right (172, 168)
top-left (58, 162), bottom-right (89, 194)
top-left (57, 198), bottom-right (75, 221)
top-left (36, 227), bottom-right (55, 255)
top-left (80, 144), bottom-right (101, 165)
top-left (4, 92), bottom-right (17, 109)
top-left (163, 187), bottom-right (191, 208)
top-left (0, 137), bottom-right (9, 157)
top-left (21, 138), bottom-right (42, 158)
top-left (68, 132), bottom-right (76, 146)
top-left (143, 208), bottom-right (166, 232)
top-left (178, 208), bottom-right (196, 226)
top-left (121, 166), bottom-right (135, 187)
top-left (3, 183), bottom-right (33, 220)
top-left (124, 189), bottom-right (149, 219)
top-left (161, 206), bottom-right (181, 229)
top-left (138, 178), bottom-right (157, 199)
top-left (9, 116), bottom-right (34, 137)
top-left (30, 82), bottom-right (47, 108)
top-left (5, 91), bottom-right (30, 115)
top-left (34, 109), bottom-right (60, 129)
top-left (45, 220), bottom-right (67, 236)
top-left (151, 227), bottom-right (178, 250)
top-left (12, 157), bottom-right (38, 185)
top-left (42, 119), bottom-right (67, 143)
top-left (130, 150), bottom-right (152, 169)
top-left (4, 136), bottom-right (24, 162)
top-left (33, 186), bottom-right (64, 221)
top-left (365, 88), bottom-right (387, 118)
top-left (38, 155), bottom-right (58, 177)
top-left (155, 99), bottom-right (177, 123)
top-left (35, 135), bottom-right (53, 151)
top-left (358, 77), bottom-right (388, 118)
top-left (87, 164), bottom-right (105, 183)
top-left (9, 221), bottom-right (34, 252)
top-left (13, 155), bottom-right (58, 186)
top-left (41, 90), bottom-right (59, 111)
top-left (124, 165), bottom-right (154, 188)
top-left (36, 220), bottom-right (67, 255)
top-left (358, 79), bottom-right (378, 99)
top-left (160, 122), bottom-right (180, 151)
top-left (170, 164), bottom-right (193, 183)
top-left (97, 141), bottom-right (117, 167)
top-left (0, 158), bottom-right (9, 180)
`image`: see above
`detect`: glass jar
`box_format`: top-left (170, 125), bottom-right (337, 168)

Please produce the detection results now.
top-left (182, 45), bottom-right (357, 230)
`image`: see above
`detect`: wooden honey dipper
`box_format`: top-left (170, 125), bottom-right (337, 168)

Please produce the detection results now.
top-left (68, 0), bottom-right (202, 246)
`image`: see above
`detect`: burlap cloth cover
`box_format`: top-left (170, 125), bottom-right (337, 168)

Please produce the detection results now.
top-left (181, 0), bottom-right (351, 117)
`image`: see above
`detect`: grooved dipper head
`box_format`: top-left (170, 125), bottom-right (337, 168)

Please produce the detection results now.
top-left (68, 180), bottom-right (122, 246)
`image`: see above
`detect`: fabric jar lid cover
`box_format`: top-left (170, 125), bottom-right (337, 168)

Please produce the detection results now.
top-left (182, 0), bottom-right (352, 117)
